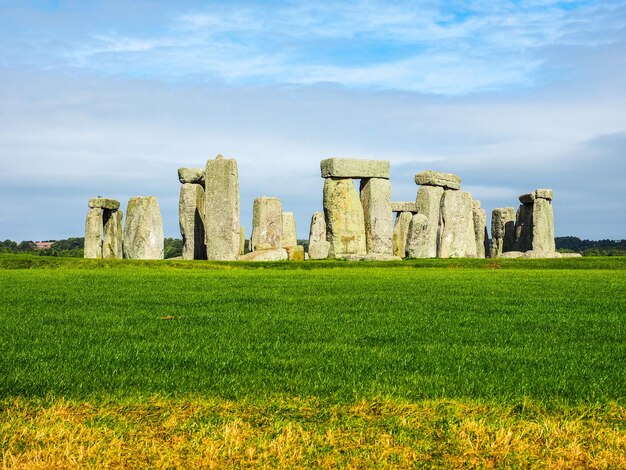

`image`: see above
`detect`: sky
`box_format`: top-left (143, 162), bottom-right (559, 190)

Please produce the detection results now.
top-left (0, 0), bottom-right (625, 242)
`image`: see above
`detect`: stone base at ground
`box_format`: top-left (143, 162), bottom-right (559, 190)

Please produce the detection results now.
top-left (238, 248), bottom-right (288, 261)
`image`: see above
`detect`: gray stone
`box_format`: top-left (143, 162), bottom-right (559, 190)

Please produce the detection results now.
top-left (250, 197), bottom-right (282, 251)
top-left (281, 211), bottom-right (298, 248)
top-left (238, 248), bottom-right (288, 261)
top-left (532, 197), bottom-right (555, 252)
top-left (535, 188), bottom-right (553, 200)
top-left (472, 201), bottom-right (487, 259)
top-left (500, 251), bottom-right (525, 259)
top-left (391, 201), bottom-right (418, 213)
top-left (285, 245), bottom-right (305, 261)
top-left (392, 212), bottom-right (412, 258)
top-left (205, 155), bottom-right (240, 261)
top-left (240, 227), bottom-right (246, 256)
top-left (84, 207), bottom-right (103, 259)
top-left (102, 209), bottom-right (123, 259)
top-left (179, 183), bottom-right (206, 260)
top-left (414, 170), bottom-right (461, 190)
top-left (320, 158), bottom-right (390, 179)
top-left (360, 178), bottom-right (393, 255)
top-left (438, 190), bottom-right (477, 258)
top-left (178, 167), bottom-right (205, 185)
top-left (524, 250), bottom-right (562, 259)
top-left (308, 211), bottom-right (330, 260)
top-left (406, 213), bottom-right (431, 258)
top-left (491, 207), bottom-right (516, 257)
top-left (323, 178), bottom-right (367, 257)
top-left (415, 185), bottom-right (444, 258)
top-left (123, 196), bottom-right (164, 260)
top-left (514, 203), bottom-right (533, 252)
top-left (519, 193), bottom-right (535, 204)
top-left (88, 198), bottom-right (120, 211)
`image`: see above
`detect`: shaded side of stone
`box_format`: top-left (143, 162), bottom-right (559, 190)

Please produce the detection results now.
top-left (179, 183), bottom-right (206, 260)
top-left (84, 207), bottom-right (103, 259)
top-left (514, 203), bottom-right (533, 252)
top-left (360, 177), bottom-right (393, 255)
top-left (392, 212), bottom-right (412, 258)
top-left (323, 178), bottom-right (367, 257)
top-left (102, 209), bottom-right (123, 259)
top-left (415, 185), bottom-right (444, 258)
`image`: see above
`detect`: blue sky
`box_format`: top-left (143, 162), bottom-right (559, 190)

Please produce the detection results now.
top-left (1, 0), bottom-right (625, 241)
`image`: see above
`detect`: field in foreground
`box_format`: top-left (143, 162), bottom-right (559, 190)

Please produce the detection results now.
top-left (1, 256), bottom-right (624, 467)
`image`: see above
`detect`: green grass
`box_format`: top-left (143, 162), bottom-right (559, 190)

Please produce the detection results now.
top-left (1, 255), bottom-right (624, 404)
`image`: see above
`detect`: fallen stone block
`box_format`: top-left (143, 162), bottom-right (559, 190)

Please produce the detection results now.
top-left (285, 245), bottom-right (305, 261)
top-left (238, 248), bottom-right (288, 261)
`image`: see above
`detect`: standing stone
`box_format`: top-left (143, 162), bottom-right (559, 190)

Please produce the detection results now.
top-left (514, 201), bottom-right (533, 252)
top-left (102, 209), bottom-right (123, 259)
top-left (491, 207), bottom-right (516, 257)
top-left (285, 245), bottom-right (305, 261)
top-left (250, 197), bottom-right (282, 251)
top-left (415, 185), bottom-right (444, 258)
top-left (123, 196), bottom-right (164, 260)
top-left (179, 183), bottom-right (206, 260)
top-left (323, 178), bottom-right (367, 257)
top-left (308, 211), bottom-right (330, 260)
top-left (360, 178), bottom-right (393, 255)
top-left (240, 227), bottom-right (246, 256)
top-left (406, 214), bottom-right (430, 258)
top-left (438, 190), bottom-right (477, 258)
top-left (472, 200), bottom-right (487, 259)
top-left (205, 155), bottom-right (240, 261)
top-left (84, 207), bottom-right (103, 259)
top-left (392, 212), bottom-right (413, 258)
top-left (532, 195), bottom-right (555, 252)
top-left (281, 212), bottom-right (298, 248)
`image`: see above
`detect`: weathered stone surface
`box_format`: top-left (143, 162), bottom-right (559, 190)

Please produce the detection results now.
top-left (240, 227), bottom-right (246, 256)
top-left (178, 167), bottom-right (205, 184)
top-left (391, 201), bottom-right (418, 213)
top-left (360, 178), bottom-right (393, 255)
top-left (250, 197), bottom-right (282, 251)
top-left (89, 198), bottom-right (120, 210)
top-left (102, 209), bottom-right (123, 259)
top-left (281, 212), bottom-right (297, 248)
top-left (415, 185), bottom-right (444, 258)
top-left (491, 207), bottom-right (516, 257)
top-left (205, 155), bottom-right (240, 261)
top-left (500, 251), bottom-right (525, 259)
top-left (560, 252), bottom-right (582, 258)
top-left (308, 211), bottom-right (330, 260)
top-left (406, 213), bottom-right (430, 258)
top-left (320, 158), bottom-right (390, 179)
top-left (535, 188), bottom-right (553, 200)
top-left (84, 207), bottom-right (103, 259)
top-left (415, 170), bottom-right (461, 190)
top-left (514, 203), bottom-right (533, 252)
top-left (519, 193), bottom-right (535, 204)
top-left (179, 183), bottom-right (206, 260)
top-left (472, 201), bottom-right (487, 259)
top-left (524, 250), bottom-right (561, 259)
top-left (123, 196), bottom-right (164, 260)
top-left (392, 212), bottom-right (412, 258)
top-left (323, 178), bottom-right (367, 257)
top-left (532, 197), bottom-right (555, 252)
top-left (238, 248), bottom-right (288, 261)
top-left (438, 190), bottom-right (477, 258)
top-left (285, 245), bottom-right (305, 261)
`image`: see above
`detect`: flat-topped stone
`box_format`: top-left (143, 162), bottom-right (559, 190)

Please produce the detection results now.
top-left (321, 158), bottom-right (390, 179)
top-left (89, 198), bottom-right (120, 210)
top-left (391, 201), bottom-right (418, 213)
top-left (238, 248), bottom-right (288, 261)
top-left (535, 188), bottom-right (553, 200)
top-left (519, 193), bottom-right (535, 204)
top-left (414, 170), bottom-right (461, 190)
top-left (178, 167), bottom-right (205, 184)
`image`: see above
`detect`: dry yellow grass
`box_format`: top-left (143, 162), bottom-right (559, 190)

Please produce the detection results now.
top-left (1, 397), bottom-right (625, 469)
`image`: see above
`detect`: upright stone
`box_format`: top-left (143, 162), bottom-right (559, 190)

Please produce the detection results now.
top-left (240, 227), bottom-right (246, 256)
top-left (415, 185), bottom-right (444, 258)
top-left (84, 207), bottom-right (103, 259)
top-left (514, 199), bottom-right (533, 252)
top-left (406, 214), bottom-right (430, 258)
top-left (392, 212), bottom-right (413, 258)
top-left (123, 196), bottom-right (164, 260)
top-left (179, 183), bottom-right (206, 260)
top-left (250, 197), bottom-right (282, 251)
top-left (281, 212), bottom-right (297, 248)
top-left (491, 207), bottom-right (516, 257)
top-left (102, 209), bottom-right (123, 259)
top-left (308, 211), bottom-right (330, 260)
top-left (360, 178), bottom-right (393, 255)
top-left (205, 155), bottom-right (240, 261)
top-left (323, 178), bottom-right (367, 257)
top-left (472, 200), bottom-right (487, 259)
top-left (532, 192), bottom-right (555, 252)
top-left (438, 190), bottom-right (477, 258)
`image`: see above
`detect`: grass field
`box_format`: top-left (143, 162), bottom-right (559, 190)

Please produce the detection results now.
top-left (1, 255), bottom-right (624, 467)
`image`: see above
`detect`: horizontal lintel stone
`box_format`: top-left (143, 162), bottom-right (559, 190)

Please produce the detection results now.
top-left (88, 198), bottom-right (120, 210)
top-left (535, 188), bottom-right (553, 200)
top-left (391, 201), bottom-right (418, 213)
top-left (320, 158), bottom-right (390, 179)
top-left (519, 193), bottom-right (535, 204)
top-left (178, 167), bottom-right (205, 184)
top-left (414, 170), bottom-right (461, 190)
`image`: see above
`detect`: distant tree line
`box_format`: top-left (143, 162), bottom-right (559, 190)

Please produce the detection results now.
top-left (555, 237), bottom-right (626, 256)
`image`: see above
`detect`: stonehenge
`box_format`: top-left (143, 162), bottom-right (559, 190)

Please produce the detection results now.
top-left (123, 196), bottom-right (164, 260)
top-left (84, 198), bottom-right (122, 259)
top-left (179, 182), bottom-right (206, 260)
top-left (308, 211), bottom-right (330, 259)
top-left (491, 207), bottom-right (516, 258)
top-left (513, 189), bottom-right (555, 254)
top-left (251, 197), bottom-right (282, 251)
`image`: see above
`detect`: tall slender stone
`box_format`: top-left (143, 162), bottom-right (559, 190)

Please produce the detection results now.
top-left (84, 207), bottom-right (103, 259)
top-left (438, 190), bottom-right (476, 258)
top-left (323, 178), bottom-right (366, 257)
top-left (406, 214), bottom-right (430, 258)
top-left (514, 201), bottom-right (533, 252)
top-left (240, 227), bottom-right (246, 255)
top-left (123, 196), bottom-right (164, 260)
top-left (472, 200), bottom-right (487, 259)
top-left (205, 155), bottom-right (240, 261)
top-left (281, 212), bottom-right (297, 248)
top-left (179, 183), bottom-right (206, 260)
top-left (308, 211), bottom-right (330, 260)
top-left (103, 209), bottom-right (123, 259)
top-left (491, 207), bottom-right (516, 257)
top-left (360, 178), bottom-right (393, 255)
top-left (392, 212), bottom-right (412, 258)
top-left (532, 193), bottom-right (555, 252)
top-left (415, 185), bottom-right (444, 258)
top-left (250, 197), bottom-right (282, 251)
